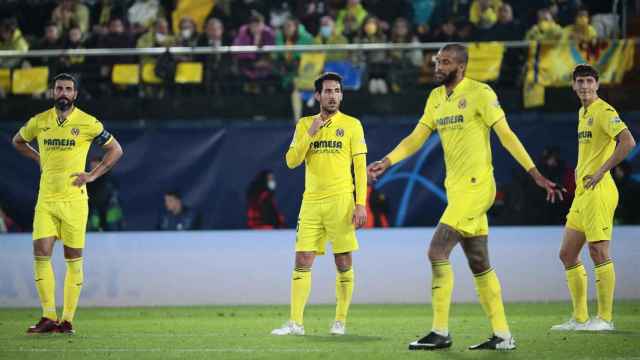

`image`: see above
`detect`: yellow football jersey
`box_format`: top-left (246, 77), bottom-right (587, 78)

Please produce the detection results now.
top-left (419, 77), bottom-right (505, 190)
top-left (575, 98), bottom-right (627, 193)
top-left (288, 111), bottom-right (367, 201)
top-left (19, 107), bottom-right (112, 202)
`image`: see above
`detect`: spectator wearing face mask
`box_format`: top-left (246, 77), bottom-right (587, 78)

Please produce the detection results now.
top-left (175, 16), bottom-right (199, 62)
top-left (314, 16), bottom-right (348, 61)
top-left (563, 8), bottom-right (597, 43)
top-left (525, 7), bottom-right (563, 41)
top-left (247, 170), bottom-right (285, 229)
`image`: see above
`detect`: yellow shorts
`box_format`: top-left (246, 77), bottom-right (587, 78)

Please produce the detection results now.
top-left (440, 181), bottom-right (495, 237)
top-left (296, 193), bottom-right (358, 255)
top-left (566, 181), bottom-right (618, 242)
top-left (33, 200), bottom-right (89, 249)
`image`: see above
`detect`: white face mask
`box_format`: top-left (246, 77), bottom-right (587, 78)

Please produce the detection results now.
top-left (181, 28), bottom-right (193, 39)
top-left (320, 25), bottom-right (333, 38)
top-left (267, 180), bottom-right (276, 191)
top-left (155, 32), bottom-right (167, 42)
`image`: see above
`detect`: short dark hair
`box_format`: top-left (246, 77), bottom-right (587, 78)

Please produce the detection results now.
top-left (165, 190), bottom-right (181, 199)
top-left (314, 72), bottom-right (343, 93)
top-left (572, 64), bottom-right (599, 81)
top-left (440, 43), bottom-right (468, 65)
top-left (52, 73), bottom-right (78, 91)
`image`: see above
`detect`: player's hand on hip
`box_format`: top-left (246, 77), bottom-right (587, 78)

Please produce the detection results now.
top-left (352, 204), bottom-right (367, 229)
top-left (583, 170), bottom-right (604, 190)
top-left (307, 115), bottom-right (327, 136)
top-left (70, 172), bottom-right (95, 187)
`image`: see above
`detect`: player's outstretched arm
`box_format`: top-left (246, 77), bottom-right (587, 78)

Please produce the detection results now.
top-left (71, 137), bottom-right (124, 187)
top-left (285, 116), bottom-right (325, 169)
top-left (367, 124), bottom-right (432, 182)
top-left (493, 118), bottom-right (564, 203)
top-left (353, 153), bottom-right (368, 228)
top-left (584, 129), bottom-right (636, 189)
top-left (11, 132), bottom-right (40, 164)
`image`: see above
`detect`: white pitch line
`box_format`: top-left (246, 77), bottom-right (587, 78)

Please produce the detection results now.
top-left (2, 348), bottom-right (401, 354)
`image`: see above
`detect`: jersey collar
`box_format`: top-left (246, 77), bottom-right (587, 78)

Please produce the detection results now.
top-left (52, 106), bottom-right (78, 127)
top-left (446, 77), bottom-right (469, 99)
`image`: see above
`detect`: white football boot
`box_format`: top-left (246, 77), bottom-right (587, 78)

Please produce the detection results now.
top-left (585, 317), bottom-right (615, 331)
top-left (550, 318), bottom-right (589, 331)
top-left (271, 321), bottom-right (305, 336)
top-left (329, 321), bottom-right (346, 335)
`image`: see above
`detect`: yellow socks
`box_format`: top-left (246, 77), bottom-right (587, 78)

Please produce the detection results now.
top-left (594, 260), bottom-right (615, 322)
top-left (431, 260), bottom-right (453, 334)
top-left (474, 268), bottom-right (510, 338)
top-left (61, 257), bottom-right (84, 323)
top-left (290, 267), bottom-right (311, 325)
top-left (565, 262), bottom-right (589, 322)
top-left (335, 267), bottom-right (354, 323)
top-left (34, 256), bottom-right (57, 320)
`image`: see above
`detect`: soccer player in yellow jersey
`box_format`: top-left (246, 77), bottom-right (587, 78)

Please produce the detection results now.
top-left (368, 44), bottom-right (562, 350)
top-left (551, 64), bottom-right (635, 332)
top-left (271, 72), bottom-right (368, 336)
top-left (12, 73), bottom-right (124, 334)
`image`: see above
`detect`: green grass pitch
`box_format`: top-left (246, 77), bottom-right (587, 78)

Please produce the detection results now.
top-left (1, 301), bottom-right (639, 359)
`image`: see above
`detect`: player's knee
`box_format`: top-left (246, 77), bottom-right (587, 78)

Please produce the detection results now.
top-left (295, 252), bottom-right (315, 268)
top-left (427, 248), bottom-right (447, 262)
top-left (558, 248), bottom-right (577, 266)
top-left (588, 244), bottom-right (608, 264)
top-left (467, 254), bottom-right (490, 274)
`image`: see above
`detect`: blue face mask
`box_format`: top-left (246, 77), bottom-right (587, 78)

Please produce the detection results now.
top-left (320, 25), bottom-right (333, 38)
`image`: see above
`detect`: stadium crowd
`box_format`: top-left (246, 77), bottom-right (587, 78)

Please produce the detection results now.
top-left (0, 0), bottom-right (633, 98)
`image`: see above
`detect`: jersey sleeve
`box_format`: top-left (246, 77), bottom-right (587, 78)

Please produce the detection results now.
top-left (418, 90), bottom-right (438, 130)
top-left (478, 85), bottom-right (506, 127)
top-left (89, 118), bottom-right (113, 146)
top-left (598, 107), bottom-right (627, 139)
top-left (19, 117), bottom-right (39, 142)
top-left (350, 121), bottom-right (367, 156)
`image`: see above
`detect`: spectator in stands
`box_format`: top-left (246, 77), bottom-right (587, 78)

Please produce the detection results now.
top-left (136, 18), bottom-right (175, 58)
top-left (229, 0), bottom-right (270, 33)
top-left (91, 0), bottom-right (129, 37)
top-left (525, 8), bottom-right (563, 41)
top-left (94, 17), bottom-right (134, 58)
top-left (269, 2), bottom-right (293, 30)
top-left (364, 185), bottom-right (390, 228)
top-left (353, 16), bottom-right (389, 94)
top-left (197, 18), bottom-right (233, 94)
top-left (336, 0), bottom-right (368, 37)
top-left (296, 0), bottom-right (328, 36)
top-left (51, 0), bottom-right (90, 35)
top-left (0, 17), bottom-right (29, 69)
top-left (175, 16), bottom-right (199, 62)
top-left (363, 0), bottom-right (413, 33)
top-left (314, 16), bottom-right (348, 61)
top-left (549, 0), bottom-right (580, 26)
top-left (233, 13), bottom-right (276, 94)
top-left (87, 157), bottom-right (124, 231)
top-left (246, 170), bottom-right (285, 229)
top-left (32, 22), bottom-right (64, 71)
top-left (411, 0), bottom-right (437, 29)
top-left (455, 19), bottom-right (476, 42)
top-left (0, 203), bottom-right (19, 233)
top-left (59, 24), bottom-right (87, 74)
top-left (430, 0), bottom-right (471, 28)
top-left (613, 161), bottom-right (640, 224)
top-left (429, 16), bottom-right (458, 43)
top-left (157, 191), bottom-right (200, 231)
top-left (469, 0), bottom-right (502, 29)
top-left (389, 17), bottom-right (421, 93)
top-left (275, 17), bottom-right (313, 91)
top-left (128, 0), bottom-right (165, 36)
top-left (563, 7), bottom-right (598, 42)
top-left (477, 3), bottom-right (523, 41)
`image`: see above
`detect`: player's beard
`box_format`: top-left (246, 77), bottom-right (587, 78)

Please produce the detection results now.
top-left (54, 97), bottom-right (74, 111)
top-left (435, 69), bottom-right (457, 86)
top-left (321, 100), bottom-right (339, 115)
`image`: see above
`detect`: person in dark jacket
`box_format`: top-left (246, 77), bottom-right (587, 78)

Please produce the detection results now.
top-left (247, 169), bottom-right (285, 229)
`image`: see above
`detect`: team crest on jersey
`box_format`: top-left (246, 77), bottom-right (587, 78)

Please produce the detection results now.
top-left (587, 117), bottom-right (593, 126)
top-left (71, 128), bottom-right (80, 137)
top-left (336, 128), bottom-right (344, 137)
top-left (458, 98), bottom-right (466, 109)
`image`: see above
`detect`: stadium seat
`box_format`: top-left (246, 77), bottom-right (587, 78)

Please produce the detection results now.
top-left (294, 53), bottom-right (326, 91)
top-left (466, 42), bottom-right (505, 82)
top-left (175, 62), bottom-right (203, 84)
top-left (11, 67), bottom-right (49, 95)
top-left (112, 64), bottom-right (140, 85)
top-left (323, 61), bottom-right (363, 90)
top-left (0, 68), bottom-right (10, 94)
top-left (142, 62), bottom-right (163, 84)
